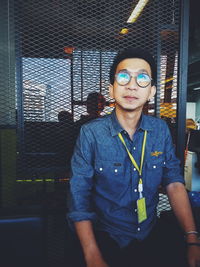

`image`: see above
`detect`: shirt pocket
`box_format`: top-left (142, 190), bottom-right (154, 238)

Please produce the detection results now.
top-left (94, 160), bottom-right (126, 191)
top-left (145, 158), bottom-right (165, 193)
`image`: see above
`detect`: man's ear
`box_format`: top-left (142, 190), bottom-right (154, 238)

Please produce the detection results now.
top-left (149, 85), bottom-right (156, 100)
top-left (109, 84), bottom-right (114, 99)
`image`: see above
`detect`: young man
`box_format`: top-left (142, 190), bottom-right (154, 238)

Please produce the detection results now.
top-left (68, 48), bottom-right (200, 267)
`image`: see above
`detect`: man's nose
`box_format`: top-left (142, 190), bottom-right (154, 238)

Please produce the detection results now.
top-left (126, 77), bottom-right (138, 90)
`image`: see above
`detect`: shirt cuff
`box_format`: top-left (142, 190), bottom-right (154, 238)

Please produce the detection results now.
top-left (162, 178), bottom-right (185, 187)
top-left (67, 211), bottom-right (97, 222)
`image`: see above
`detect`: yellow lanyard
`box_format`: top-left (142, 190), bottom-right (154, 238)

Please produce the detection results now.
top-left (118, 130), bottom-right (147, 192)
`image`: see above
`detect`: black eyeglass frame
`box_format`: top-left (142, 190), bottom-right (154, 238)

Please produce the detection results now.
top-left (115, 71), bottom-right (154, 88)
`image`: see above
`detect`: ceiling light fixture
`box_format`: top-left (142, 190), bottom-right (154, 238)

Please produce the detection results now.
top-left (127, 0), bottom-right (149, 23)
top-left (119, 28), bottom-right (129, 35)
top-left (193, 87), bottom-right (200, 91)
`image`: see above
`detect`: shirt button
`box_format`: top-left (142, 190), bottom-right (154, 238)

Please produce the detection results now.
top-left (133, 147), bottom-right (136, 150)
top-left (134, 209), bottom-right (137, 212)
top-left (164, 161), bottom-right (166, 165)
top-left (133, 168), bottom-right (136, 171)
top-left (137, 227), bottom-right (141, 231)
top-left (153, 165), bottom-right (156, 169)
top-left (114, 169), bottom-right (118, 173)
top-left (134, 189), bottom-right (137, 192)
top-left (99, 168), bottom-right (103, 171)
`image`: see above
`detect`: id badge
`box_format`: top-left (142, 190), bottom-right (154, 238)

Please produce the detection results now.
top-left (137, 197), bottom-right (147, 223)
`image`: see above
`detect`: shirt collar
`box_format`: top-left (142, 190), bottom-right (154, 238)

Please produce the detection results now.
top-left (109, 109), bottom-right (153, 137)
top-left (110, 109), bottom-right (123, 136)
top-left (138, 114), bottom-right (154, 132)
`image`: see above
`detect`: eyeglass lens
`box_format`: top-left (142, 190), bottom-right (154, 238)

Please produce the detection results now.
top-left (116, 72), bottom-right (151, 87)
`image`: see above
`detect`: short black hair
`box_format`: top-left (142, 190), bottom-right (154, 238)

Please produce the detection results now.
top-left (109, 47), bottom-right (157, 85)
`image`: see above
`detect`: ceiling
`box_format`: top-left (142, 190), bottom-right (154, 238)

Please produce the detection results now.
top-left (15, 0), bottom-right (177, 57)
top-left (13, 0), bottom-right (200, 97)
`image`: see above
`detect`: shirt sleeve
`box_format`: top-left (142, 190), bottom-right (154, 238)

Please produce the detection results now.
top-left (67, 125), bottom-right (97, 223)
top-left (162, 122), bottom-right (185, 187)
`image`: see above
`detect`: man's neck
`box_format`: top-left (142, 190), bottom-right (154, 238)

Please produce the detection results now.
top-left (115, 108), bottom-right (142, 140)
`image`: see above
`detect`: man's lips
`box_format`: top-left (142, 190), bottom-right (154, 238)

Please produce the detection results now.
top-left (123, 96), bottom-right (138, 100)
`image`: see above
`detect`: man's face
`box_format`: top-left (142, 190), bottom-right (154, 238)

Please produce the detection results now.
top-left (109, 58), bottom-right (156, 113)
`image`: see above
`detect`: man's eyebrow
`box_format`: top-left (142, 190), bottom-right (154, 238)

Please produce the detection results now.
top-left (118, 69), bottom-right (149, 73)
top-left (138, 69), bottom-right (148, 73)
top-left (117, 68), bottom-right (150, 75)
top-left (118, 69), bottom-right (128, 72)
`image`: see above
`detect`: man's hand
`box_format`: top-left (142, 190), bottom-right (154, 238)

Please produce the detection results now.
top-left (86, 252), bottom-right (109, 267)
top-left (187, 245), bottom-right (200, 267)
top-left (166, 183), bottom-right (200, 267)
top-left (74, 221), bottom-right (109, 267)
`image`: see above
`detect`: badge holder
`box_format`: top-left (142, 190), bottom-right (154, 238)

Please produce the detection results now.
top-left (137, 181), bottom-right (147, 223)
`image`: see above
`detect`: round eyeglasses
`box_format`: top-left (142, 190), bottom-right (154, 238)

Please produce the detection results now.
top-left (115, 71), bottom-right (153, 88)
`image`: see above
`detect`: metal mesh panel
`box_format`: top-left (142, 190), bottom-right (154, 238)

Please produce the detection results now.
top-left (0, 2), bottom-right (16, 127)
top-left (0, 0), bottom-right (17, 207)
top-left (0, 0), bottom-right (184, 264)
top-left (0, 0), bottom-right (182, 206)
top-left (12, 0), bottom-right (181, 183)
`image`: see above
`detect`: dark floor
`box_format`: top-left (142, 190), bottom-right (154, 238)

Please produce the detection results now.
top-left (0, 205), bottom-right (199, 267)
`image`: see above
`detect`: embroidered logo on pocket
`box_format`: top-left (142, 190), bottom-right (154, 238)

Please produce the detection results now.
top-left (151, 151), bottom-right (163, 157)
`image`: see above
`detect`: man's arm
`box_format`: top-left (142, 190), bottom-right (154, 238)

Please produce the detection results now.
top-left (166, 182), bottom-right (200, 267)
top-left (68, 126), bottom-right (109, 267)
top-left (74, 221), bottom-right (108, 267)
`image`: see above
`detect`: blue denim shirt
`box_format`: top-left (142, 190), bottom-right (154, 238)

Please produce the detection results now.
top-left (68, 110), bottom-right (184, 247)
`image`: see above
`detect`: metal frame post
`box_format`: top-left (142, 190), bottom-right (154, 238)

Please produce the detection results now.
top-left (176, 0), bottom-right (190, 171)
